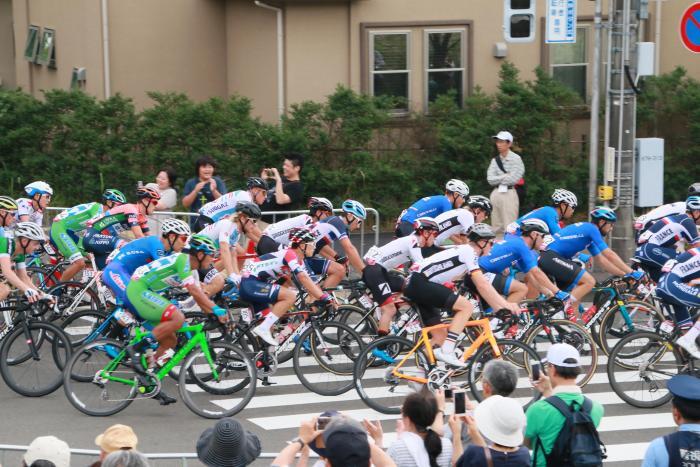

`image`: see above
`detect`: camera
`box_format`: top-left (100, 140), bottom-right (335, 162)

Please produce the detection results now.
top-left (316, 416), bottom-right (332, 431)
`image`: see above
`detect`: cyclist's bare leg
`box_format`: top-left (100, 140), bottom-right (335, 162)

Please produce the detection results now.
top-left (571, 271), bottom-right (595, 303)
top-left (377, 302), bottom-right (397, 333)
top-left (0, 282), bottom-right (9, 301)
top-left (322, 261), bottom-right (345, 289)
top-left (271, 287), bottom-right (296, 318)
top-left (507, 280), bottom-right (527, 302)
top-left (61, 259), bottom-right (86, 283)
top-left (152, 309), bottom-right (185, 360)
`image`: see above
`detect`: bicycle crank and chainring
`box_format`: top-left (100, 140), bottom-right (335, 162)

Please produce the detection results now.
top-left (254, 350), bottom-right (278, 378)
top-left (427, 368), bottom-right (452, 391)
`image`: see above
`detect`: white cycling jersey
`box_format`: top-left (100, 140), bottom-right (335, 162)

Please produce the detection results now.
top-left (263, 214), bottom-right (312, 245)
top-left (635, 202), bottom-right (685, 232)
top-left (197, 217), bottom-right (240, 248)
top-left (198, 190), bottom-right (251, 222)
top-left (14, 198), bottom-right (43, 226)
top-left (434, 209), bottom-right (475, 246)
top-left (415, 244), bottom-right (480, 284)
top-left (364, 234), bottom-right (423, 270)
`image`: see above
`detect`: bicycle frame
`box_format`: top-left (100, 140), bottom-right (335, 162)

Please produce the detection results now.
top-left (582, 284), bottom-right (637, 332)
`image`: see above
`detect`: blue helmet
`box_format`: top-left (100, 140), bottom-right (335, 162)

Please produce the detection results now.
top-left (686, 196), bottom-right (700, 211)
top-left (24, 181), bottom-right (53, 197)
top-left (342, 200), bottom-right (367, 220)
top-left (590, 206), bottom-right (617, 222)
top-left (187, 234), bottom-right (217, 256)
top-left (102, 189), bottom-right (127, 205)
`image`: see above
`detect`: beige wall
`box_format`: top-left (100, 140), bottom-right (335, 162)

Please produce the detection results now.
top-left (0, 0), bottom-right (15, 89)
top-left (656, 0), bottom-right (700, 78)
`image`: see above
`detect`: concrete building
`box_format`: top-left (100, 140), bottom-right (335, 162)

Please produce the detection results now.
top-left (0, 0), bottom-right (698, 122)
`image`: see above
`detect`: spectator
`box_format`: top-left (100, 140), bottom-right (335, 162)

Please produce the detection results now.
top-left (146, 168), bottom-right (178, 233)
top-left (196, 417), bottom-right (261, 466)
top-left (487, 131), bottom-right (525, 235)
top-left (22, 436), bottom-right (70, 467)
top-left (482, 359), bottom-right (519, 398)
top-left (101, 450), bottom-right (150, 467)
top-left (642, 374), bottom-right (700, 467)
top-left (90, 424), bottom-right (139, 467)
top-left (524, 343), bottom-right (604, 467)
top-left (453, 396), bottom-right (530, 467)
top-left (260, 153), bottom-right (305, 224)
top-left (182, 156), bottom-right (227, 226)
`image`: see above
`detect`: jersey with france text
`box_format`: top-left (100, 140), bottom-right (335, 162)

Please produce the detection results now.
top-left (479, 236), bottom-right (538, 274)
top-left (108, 236), bottom-right (166, 272)
top-left (197, 218), bottom-right (240, 248)
top-left (546, 222), bottom-right (609, 259)
top-left (415, 244), bottom-right (480, 284)
top-left (131, 253), bottom-right (195, 292)
top-left (14, 198), bottom-right (43, 226)
top-left (400, 195), bottom-right (452, 223)
top-left (313, 216), bottom-right (349, 246)
top-left (364, 234), bottom-right (423, 270)
top-left (88, 204), bottom-right (149, 236)
top-left (507, 206), bottom-right (561, 236)
top-left (635, 202), bottom-right (686, 232)
top-left (198, 190), bottom-right (251, 222)
top-left (434, 209), bottom-right (475, 246)
top-left (263, 214), bottom-right (313, 245)
top-left (663, 248), bottom-right (700, 282)
top-left (242, 248), bottom-right (308, 282)
top-left (638, 214), bottom-right (700, 248)
top-left (53, 203), bottom-right (103, 232)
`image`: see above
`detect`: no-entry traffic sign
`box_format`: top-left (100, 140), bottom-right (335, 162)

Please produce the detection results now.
top-left (681, 3), bottom-right (700, 53)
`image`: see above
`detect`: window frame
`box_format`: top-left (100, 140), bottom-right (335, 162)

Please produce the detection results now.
top-left (36, 28), bottom-right (56, 68)
top-left (23, 25), bottom-right (40, 63)
top-left (423, 28), bottom-right (467, 111)
top-left (549, 25), bottom-right (590, 101)
top-left (369, 30), bottom-right (412, 113)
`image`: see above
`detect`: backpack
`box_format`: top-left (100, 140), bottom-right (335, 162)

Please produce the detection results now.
top-left (533, 396), bottom-right (606, 467)
top-left (663, 430), bottom-right (700, 466)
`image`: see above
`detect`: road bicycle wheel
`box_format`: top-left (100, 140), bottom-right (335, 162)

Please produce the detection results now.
top-left (524, 319), bottom-right (598, 386)
top-left (293, 321), bottom-right (364, 396)
top-left (0, 321), bottom-right (72, 397)
top-left (26, 265), bottom-right (65, 290)
top-left (465, 338), bottom-right (541, 409)
top-left (337, 304), bottom-right (378, 344)
top-left (607, 331), bottom-right (684, 408)
top-left (60, 309), bottom-right (112, 347)
top-left (354, 335), bottom-right (429, 414)
top-left (179, 341), bottom-right (256, 418)
top-left (597, 300), bottom-right (664, 356)
top-left (48, 282), bottom-right (101, 321)
top-left (63, 339), bottom-right (137, 416)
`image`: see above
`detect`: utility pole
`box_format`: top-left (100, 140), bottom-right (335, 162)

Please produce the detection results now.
top-left (588, 0), bottom-right (603, 215)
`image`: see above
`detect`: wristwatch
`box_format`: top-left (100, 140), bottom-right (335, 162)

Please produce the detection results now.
top-left (290, 437), bottom-right (305, 449)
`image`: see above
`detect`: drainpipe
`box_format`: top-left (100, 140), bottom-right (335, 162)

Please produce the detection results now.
top-left (101, 0), bottom-right (111, 98)
top-left (254, 1), bottom-right (285, 119)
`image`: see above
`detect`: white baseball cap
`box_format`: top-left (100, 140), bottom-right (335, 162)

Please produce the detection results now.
top-left (545, 343), bottom-right (581, 367)
top-left (492, 131), bottom-right (514, 142)
top-left (24, 436), bottom-right (71, 467)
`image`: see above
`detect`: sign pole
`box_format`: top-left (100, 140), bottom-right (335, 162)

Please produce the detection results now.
top-left (588, 0), bottom-right (603, 214)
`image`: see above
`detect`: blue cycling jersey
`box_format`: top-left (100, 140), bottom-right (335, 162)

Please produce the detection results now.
top-left (109, 236), bottom-right (166, 273)
top-left (400, 195), bottom-right (452, 223)
top-left (547, 222), bottom-right (609, 259)
top-left (479, 235), bottom-right (538, 274)
top-left (513, 206), bottom-right (561, 236)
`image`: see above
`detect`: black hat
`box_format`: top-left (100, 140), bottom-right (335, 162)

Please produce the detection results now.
top-left (196, 418), bottom-right (261, 467)
top-left (313, 417), bottom-right (370, 467)
top-left (667, 375), bottom-right (700, 402)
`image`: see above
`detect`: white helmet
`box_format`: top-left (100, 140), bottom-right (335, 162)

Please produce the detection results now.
top-left (24, 181), bottom-right (53, 197)
top-left (520, 218), bottom-right (550, 235)
top-left (446, 179), bottom-right (469, 198)
top-left (14, 222), bottom-right (45, 241)
top-left (161, 218), bottom-right (191, 236)
top-left (309, 197), bottom-right (334, 213)
top-left (551, 189), bottom-right (578, 208)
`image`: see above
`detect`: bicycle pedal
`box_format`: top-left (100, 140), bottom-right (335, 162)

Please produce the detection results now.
top-left (154, 391), bottom-right (177, 406)
top-left (261, 376), bottom-right (276, 386)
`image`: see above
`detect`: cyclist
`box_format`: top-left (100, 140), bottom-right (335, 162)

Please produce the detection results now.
top-left (84, 187), bottom-right (160, 269)
top-left (634, 182), bottom-right (700, 238)
top-left (479, 219), bottom-right (569, 303)
top-left (49, 201), bottom-right (104, 282)
top-left (102, 189), bottom-right (127, 211)
top-left (403, 223), bottom-right (519, 367)
top-left (433, 195), bottom-right (492, 248)
top-left (505, 188), bottom-right (577, 237)
top-left (125, 234), bottom-right (227, 373)
top-left (257, 197), bottom-right (334, 255)
top-left (634, 196), bottom-right (700, 281)
top-left (195, 177), bottom-right (267, 230)
top-left (0, 196), bottom-right (18, 234)
top-left (247, 226), bottom-right (335, 346)
top-left (102, 218), bottom-right (190, 309)
top-left (0, 222), bottom-right (51, 302)
top-left (538, 206), bottom-right (641, 317)
top-left (15, 181), bottom-right (53, 226)
top-left (657, 247), bottom-right (700, 358)
top-left (312, 200), bottom-right (367, 277)
top-left (394, 179), bottom-right (469, 237)
top-left (363, 217), bottom-right (439, 337)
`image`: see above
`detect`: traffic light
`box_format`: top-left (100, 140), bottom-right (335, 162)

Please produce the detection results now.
top-left (504, 0), bottom-right (535, 43)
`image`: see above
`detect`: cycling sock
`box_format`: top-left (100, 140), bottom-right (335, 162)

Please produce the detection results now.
top-left (258, 313), bottom-right (279, 332)
top-left (685, 322), bottom-right (700, 339)
top-left (442, 332), bottom-right (460, 353)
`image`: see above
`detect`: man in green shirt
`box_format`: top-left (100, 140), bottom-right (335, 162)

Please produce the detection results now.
top-left (524, 343), bottom-right (605, 466)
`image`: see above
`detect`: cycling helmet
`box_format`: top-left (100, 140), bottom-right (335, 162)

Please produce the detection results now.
top-left (342, 200), bottom-right (367, 220)
top-left (308, 197), bottom-right (334, 213)
top-left (102, 188), bottom-right (127, 205)
top-left (686, 196), bottom-right (700, 211)
top-left (689, 183), bottom-right (700, 196)
top-left (413, 217), bottom-right (440, 232)
top-left (467, 223), bottom-right (496, 242)
top-left (187, 234), bottom-right (217, 256)
top-left (590, 206), bottom-right (617, 222)
top-left (0, 196), bottom-right (18, 211)
top-left (235, 201), bottom-right (262, 219)
top-left (551, 188), bottom-right (578, 208)
top-left (136, 187), bottom-right (161, 201)
top-left (520, 218), bottom-right (550, 235)
top-left (468, 195), bottom-right (493, 214)
top-left (445, 179), bottom-right (469, 198)
top-left (288, 226), bottom-right (316, 245)
top-left (161, 218), bottom-right (191, 236)
top-left (14, 222), bottom-right (45, 242)
top-left (24, 181), bottom-right (53, 197)
top-left (247, 177), bottom-right (267, 190)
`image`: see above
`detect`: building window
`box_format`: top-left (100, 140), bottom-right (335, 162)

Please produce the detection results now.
top-left (425, 29), bottom-right (465, 107)
top-left (36, 28), bottom-right (56, 68)
top-left (24, 25), bottom-right (40, 62)
top-left (550, 26), bottom-right (587, 99)
top-left (370, 31), bottom-right (410, 111)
